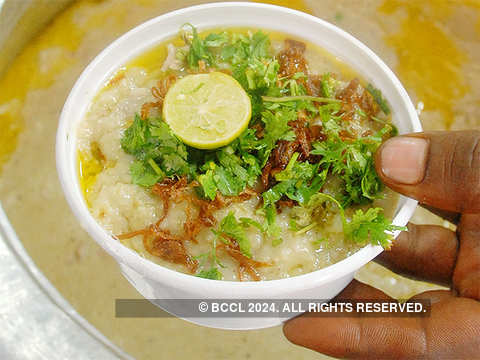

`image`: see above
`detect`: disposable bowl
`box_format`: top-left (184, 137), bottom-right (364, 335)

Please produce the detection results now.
top-left (56, 2), bottom-right (421, 330)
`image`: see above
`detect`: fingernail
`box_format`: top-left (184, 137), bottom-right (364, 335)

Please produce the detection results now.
top-left (380, 137), bottom-right (429, 184)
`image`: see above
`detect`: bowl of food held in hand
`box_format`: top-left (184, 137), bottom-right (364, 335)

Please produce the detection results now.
top-left (56, 2), bottom-right (421, 329)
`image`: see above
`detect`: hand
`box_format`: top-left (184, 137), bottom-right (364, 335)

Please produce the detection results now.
top-left (283, 131), bottom-right (480, 359)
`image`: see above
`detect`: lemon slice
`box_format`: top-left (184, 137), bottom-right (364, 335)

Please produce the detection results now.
top-left (163, 72), bottom-right (252, 149)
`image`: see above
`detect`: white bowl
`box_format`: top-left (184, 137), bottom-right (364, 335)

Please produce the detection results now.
top-left (56, 2), bottom-right (421, 330)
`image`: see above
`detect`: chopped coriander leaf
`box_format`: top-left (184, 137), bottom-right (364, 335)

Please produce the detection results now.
top-left (360, 159), bottom-right (383, 200)
top-left (130, 160), bottom-right (164, 187)
top-left (239, 217), bottom-right (265, 232)
top-left (194, 138), bottom-right (262, 198)
top-left (262, 180), bottom-right (294, 207)
top-left (263, 152), bottom-right (325, 207)
top-left (250, 31), bottom-right (270, 58)
top-left (242, 153), bottom-right (262, 186)
top-left (290, 192), bottom-right (337, 230)
top-left (261, 95), bottom-right (341, 103)
top-left (312, 238), bottom-right (329, 249)
top-left (293, 72), bottom-right (307, 80)
top-left (217, 146), bottom-right (251, 183)
top-left (217, 212), bottom-right (252, 258)
top-left (293, 168), bottom-right (328, 205)
top-left (311, 124), bottom-right (388, 207)
top-left (259, 155), bottom-right (329, 245)
top-left (148, 158), bottom-right (163, 175)
top-left (121, 115), bottom-right (191, 186)
top-left (218, 30), bottom-right (280, 119)
top-left (197, 169), bottom-right (217, 200)
top-left (182, 23), bottom-right (214, 68)
top-left (258, 109), bottom-right (296, 166)
top-left (346, 208), bottom-right (406, 247)
top-left (356, 108), bottom-right (367, 118)
top-left (312, 237), bottom-right (328, 245)
top-left (121, 114), bottom-right (260, 198)
top-left (318, 102), bottom-right (343, 125)
top-left (263, 205), bottom-right (281, 245)
top-left (197, 267), bottom-right (222, 280)
top-left (198, 232), bottom-right (224, 274)
top-left (302, 193), bottom-right (406, 247)
top-left (304, 192), bottom-right (346, 223)
top-left (194, 252), bottom-right (210, 263)
top-left (272, 237), bottom-right (283, 247)
top-left (204, 32), bottom-right (229, 47)
top-left (371, 116), bottom-right (399, 136)
top-left (121, 114), bottom-right (148, 155)
top-left (366, 83), bottom-right (391, 115)
top-left (289, 218), bottom-right (299, 232)
top-left (237, 128), bottom-right (260, 151)
top-left (274, 152), bottom-right (300, 181)
top-left (320, 73), bottom-right (335, 98)
top-left (213, 166), bottom-right (244, 196)
top-left (295, 222), bottom-right (317, 235)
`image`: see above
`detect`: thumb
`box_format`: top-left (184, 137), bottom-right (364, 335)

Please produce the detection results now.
top-left (375, 131), bottom-right (480, 213)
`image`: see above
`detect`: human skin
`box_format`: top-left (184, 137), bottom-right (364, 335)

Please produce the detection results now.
top-left (283, 131), bottom-right (480, 359)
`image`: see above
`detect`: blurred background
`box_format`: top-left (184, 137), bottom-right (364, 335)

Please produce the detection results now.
top-left (0, 0), bottom-right (479, 359)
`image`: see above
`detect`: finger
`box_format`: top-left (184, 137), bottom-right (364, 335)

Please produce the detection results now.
top-left (284, 311), bottom-right (425, 359)
top-left (408, 291), bottom-right (480, 358)
top-left (375, 131), bottom-right (480, 213)
top-left (420, 204), bottom-right (460, 225)
top-left (409, 289), bottom-right (456, 304)
top-left (284, 289), bottom-right (480, 359)
top-left (453, 213), bottom-right (480, 300)
top-left (375, 223), bottom-right (458, 286)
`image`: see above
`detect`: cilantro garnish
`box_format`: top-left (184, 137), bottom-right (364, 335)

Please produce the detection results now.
top-left (311, 137), bottom-right (383, 207)
top-left (239, 217), bottom-right (265, 232)
top-left (311, 115), bottom-right (393, 207)
top-left (214, 212), bottom-right (251, 258)
top-left (320, 73), bottom-right (335, 98)
top-left (118, 25), bottom-right (402, 251)
top-left (261, 95), bottom-right (341, 104)
top-left (196, 267), bottom-right (222, 280)
top-left (182, 23), bottom-right (215, 68)
top-left (366, 83), bottom-right (391, 115)
top-left (262, 154), bottom-right (325, 207)
top-left (306, 193), bottom-right (406, 247)
top-left (130, 159), bottom-right (164, 187)
top-left (347, 208), bottom-right (405, 248)
top-left (120, 115), bottom-right (189, 186)
top-left (195, 232), bottom-right (224, 279)
top-left (258, 109), bottom-right (296, 166)
top-left (121, 115), bottom-right (261, 197)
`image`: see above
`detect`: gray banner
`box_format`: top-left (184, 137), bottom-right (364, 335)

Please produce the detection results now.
top-left (115, 299), bottom-right (431, 318)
